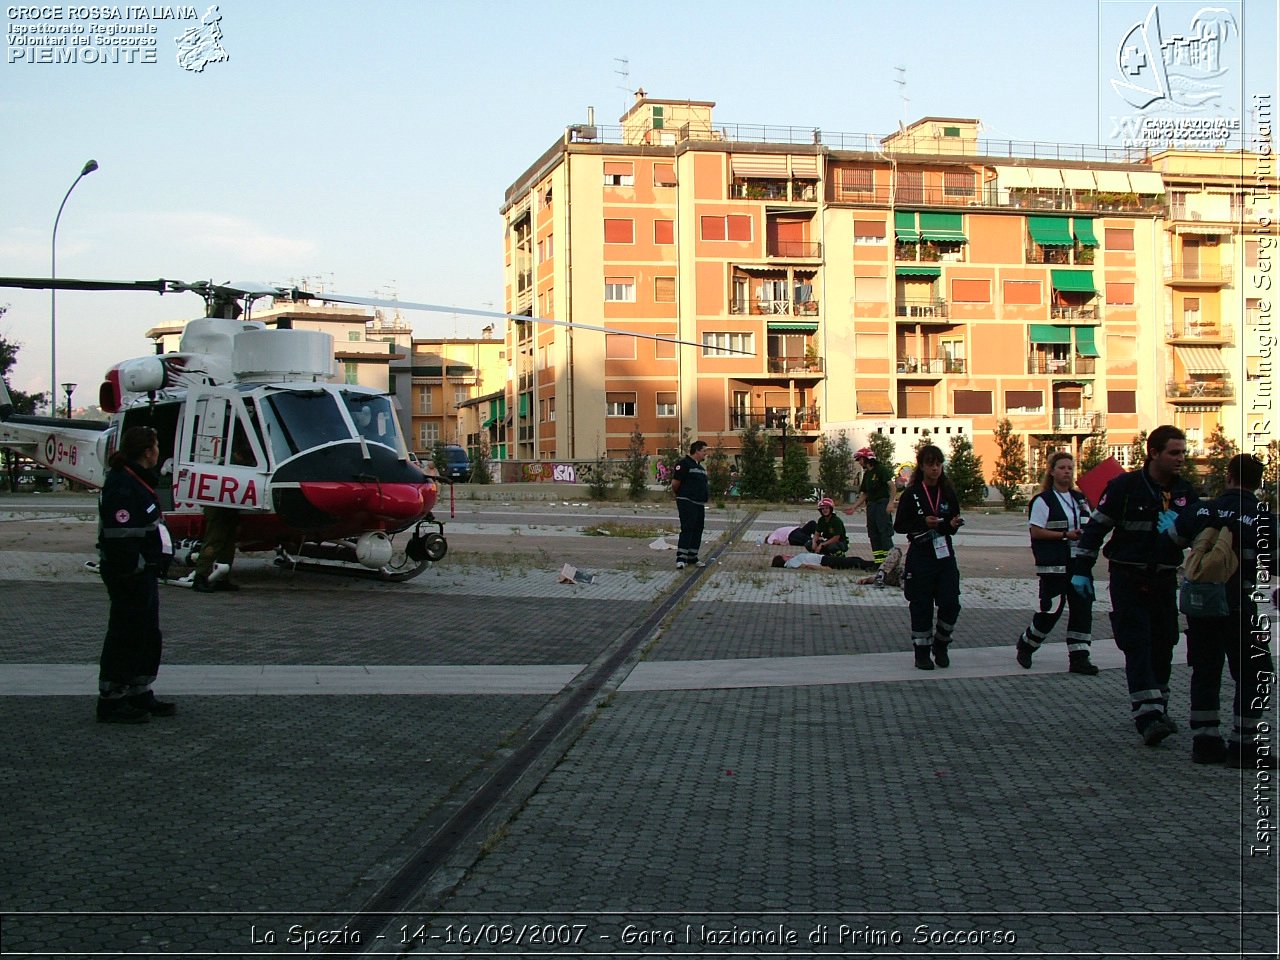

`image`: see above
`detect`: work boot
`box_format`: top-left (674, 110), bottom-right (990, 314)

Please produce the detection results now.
top-left (1191, 735), bottom-right (1228, 765)
top-left (1015, 635), bottom-right (1035, 669)
top-left (1226, 741), bottom-right (1279, 770)
top-left (1141, 714), bottom-right (1177, 747)
top-left (192, 574), bottom-right (216, 594)
top-left (212, 579), bottom-right (241, 592)
top-left (931, 637), bottom-right (951, 668)
top-left (96, 697), bottom-right (150, 724)
top-left (128, 691), bottom-right (177, 717)
top-left (1068, 650), bottom-right (1099, 675)
top-left (913, 646), bottom-right (935, 671)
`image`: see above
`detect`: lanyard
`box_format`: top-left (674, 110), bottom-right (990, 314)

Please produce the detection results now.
top-left (123, 465), bottom-right (156, 498)
top-left (922, 483), bottom-right (941, 517)
top-left (1056, 489), bottom-right (1079, 528)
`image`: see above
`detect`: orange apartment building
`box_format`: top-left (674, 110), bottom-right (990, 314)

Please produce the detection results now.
top-left (499, 95), bottom-right (1274, 478)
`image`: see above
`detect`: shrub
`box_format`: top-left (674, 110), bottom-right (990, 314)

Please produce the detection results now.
top-left (947, 434), bottom-right (988, 507)
top-left (737, 424), bottom-right (777, 499)
top-left (992, 418), bottom-right (1027, 511)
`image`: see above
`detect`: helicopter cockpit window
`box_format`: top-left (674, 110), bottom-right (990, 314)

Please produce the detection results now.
top-left (340, 391), bottom-right (406, 457)
top-left (262, 390), bottom-right (350, 458)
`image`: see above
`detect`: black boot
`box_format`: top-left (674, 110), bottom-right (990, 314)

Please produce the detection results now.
top-left (931, 637), bottom-right (951, 668)
top-left (1015, 634), bottom-right (1034, 669)
top-left (96, 697), bottom-right (150, 724)
top-left (1068, 649), bottom-right (1099, 675)
top-left (913, 645), bottom-right (935, 670)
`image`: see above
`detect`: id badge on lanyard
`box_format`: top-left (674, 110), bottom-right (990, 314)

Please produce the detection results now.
top-left (932, 530), bottom-right (951, 559)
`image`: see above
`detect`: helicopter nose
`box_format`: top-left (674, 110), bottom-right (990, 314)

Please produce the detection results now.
top-left (298, 481), bottom-right (431, 524)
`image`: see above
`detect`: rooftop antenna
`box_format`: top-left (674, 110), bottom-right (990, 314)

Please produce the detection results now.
top-left (614, 56), bottom-right (631, 112)
top-left (895, 66), bottom-right (909, 128)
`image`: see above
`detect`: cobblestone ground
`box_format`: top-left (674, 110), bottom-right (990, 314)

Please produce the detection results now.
top-left (0, 501), bottom-right (1275, 958)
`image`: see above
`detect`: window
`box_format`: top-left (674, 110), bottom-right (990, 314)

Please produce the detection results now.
top-left (603, 161), bottom-right (634, 187)
top-left (418, 422), bottom-right (439, 446)
top-left (854, 275), bottom-right (887, 301)
top-left (1104, 227), bottom-right (1134, 250)
top-left (654, 219), bottom-right (674, 244)
top-left (701, 214), bottom-right (752, 242)
top-left (1107, 390), bottom-right (1137, 413)
top-left (1005, 390), bottom-right (1044, 413)
top-left (540, 287), bottom-right (555, 316)
top-left (653, 162), bottom-right (676, 187)
top-left (701, 332), bottom-right (754, 357)
top-left (1105, 282), bottom-right (1134, 305)
top-left (538, 234), bottom-right (554, 262)
top-left (656, 392), bottom-right (677, 418)
top-left (1170, 192), bottom-right (1188, 219)
top-left (344, 362), bottom-right (359, 385)
top-left (1246, 241), bottom-right (1260, 268)
top-left (854, 220), bottom-right (887, 244)
top-left (454, 386), bottom-right (467, 405)
top-left (952, 389), bottom-right (993, 415)
top-left (1183, 296), bottom-right (1201, 324)
top-left (604, 219), bottom-right (634, 244)
top-left (838, 167), bottom-right (874, 197)
top-left (606, 392), bottom-right (637, 417)
top-left (898, 170), bottom-right (924, 204)
top-left (1002, 280), bottom-right (1042, 305)
top-left (655, 337), bottom-right (677, 360)
top-left (419, 390), bottom-right (433, 414)
top-left (347, 331), bottom-right (363, 341)
top-left (651, 105), bottom-right (664, 129)
top-left (654, 277), bottom-right (676, 303)
top-left (943, 172), bottom-right (975, 198)
top-left (951, 278), bottom-right (991, 303)
top-left (540, 185), bottom-right (553, 208)
top-left (605, 334), bottom-right (636, 359)
top-left (605, 277), bottom-right (635, 302)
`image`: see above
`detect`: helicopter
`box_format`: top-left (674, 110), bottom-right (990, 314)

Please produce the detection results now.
top-left (0, 275), bottom-right (746, 583)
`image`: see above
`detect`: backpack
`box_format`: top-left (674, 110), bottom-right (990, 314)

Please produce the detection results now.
top-left (1178, 525), bottom-right (1237, 618)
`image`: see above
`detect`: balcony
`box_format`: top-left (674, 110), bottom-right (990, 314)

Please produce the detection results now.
top-left (1025, 247), bottom-right (1073, 265)
top-left (897, 355), bottom-right (966, 375)
top-left (1167, 379), bottom-right (1234, 401)
top-left (729, 178), bottom-right (819, 202)
top-left (1165, 263), bottom-right (1233, 286)
top-left (895, 298), bottom-right (950, 319)
top-left (1027, 356), bottom-right (1097, 375)
top-left (767, 356), bottom-right (824, 376)
top-left (1050, 304), bottom-right (1102, 322)
top-left (731, 407), bottom-right (822, 431)
top-left (731, 297), bottom-right (819, 316)
top-left (767, 239), bottom-right (822, 259)
top-left (1052, 410), bottom-right (1107, 432)
top-left (1165, 321), bottom-right (1234, 342)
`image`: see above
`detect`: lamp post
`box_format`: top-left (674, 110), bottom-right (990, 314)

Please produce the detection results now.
top-left (51, 159), bottom-right (99, 416)
top-left (61, 382), bottom-right (76, 419)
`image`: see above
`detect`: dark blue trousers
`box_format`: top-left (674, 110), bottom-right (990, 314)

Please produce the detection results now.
top-left (676, 498), bottom-right (705, 565)
top-left (1108, 566), bottom-right (1178, 733)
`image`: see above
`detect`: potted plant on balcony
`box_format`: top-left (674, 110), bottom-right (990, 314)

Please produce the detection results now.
top-left (804, 343), bottom-right (819, 371)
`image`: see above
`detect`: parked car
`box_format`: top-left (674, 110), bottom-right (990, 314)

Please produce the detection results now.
top-left (439, 444), bottom-right (472, 481)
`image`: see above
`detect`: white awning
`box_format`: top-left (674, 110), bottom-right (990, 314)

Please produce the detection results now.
top-left (1175, 345), bottom-right (1229, 374)
top-left (1174, 223), bottom-right (1232, 235)
top-left (789, 155), bottom-right (819, 177)
top-left (1027, 168), bottom-right (1065, 189)
top-left (1093, 169), bottom-right (1134, 191)
top-left (732, 154), bottom-right (789, 177)
top-left (1127, 170), bottom-right (1165, 194)
top-left (1060, 169), bottom-right (1098, 190)
top-left (995, 166), bottom-right (1034, 189)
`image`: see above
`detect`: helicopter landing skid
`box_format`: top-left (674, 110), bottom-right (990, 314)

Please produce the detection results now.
top-left (273, 534), bottom-right (437, 583)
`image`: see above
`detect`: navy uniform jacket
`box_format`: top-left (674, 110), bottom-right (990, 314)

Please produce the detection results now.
top-left (1173, 488), bottom-right (1278, 612)
top-left (894, 482), bottom-right (962, 553)
top-left (97, 463), bottom-right (167, 580)
top-left (1075, 467), bottom-right (1198, 576)
top-left (672, 455), bottom-right (709, 503)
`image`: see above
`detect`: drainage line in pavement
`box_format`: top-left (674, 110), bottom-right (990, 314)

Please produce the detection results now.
top-left (326, 508), bottom-right (759, 954)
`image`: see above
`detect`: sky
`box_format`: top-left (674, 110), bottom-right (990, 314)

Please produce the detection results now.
top-left (1, 0), bottom-right (1276, 402)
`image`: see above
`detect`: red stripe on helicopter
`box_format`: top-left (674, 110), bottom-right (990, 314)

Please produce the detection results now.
top-left (298, 482), bottom-right (432, 524)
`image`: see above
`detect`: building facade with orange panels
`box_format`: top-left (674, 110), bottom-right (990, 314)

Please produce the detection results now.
top-left (500, 96), bottom-right (1275, 478)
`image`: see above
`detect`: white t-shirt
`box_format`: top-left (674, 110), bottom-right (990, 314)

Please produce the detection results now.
top-left (1029, 490), bottom-right (1088, 556)
top-left (783, 552), bottom-right (826, 569)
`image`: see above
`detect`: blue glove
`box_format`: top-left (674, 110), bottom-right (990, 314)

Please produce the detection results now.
top-left (1156, 509), bottom-right (1178, 534)
top-left (1071, 575), bottom-right (1095, 600)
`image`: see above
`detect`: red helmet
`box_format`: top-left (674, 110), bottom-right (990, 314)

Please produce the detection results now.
top-left (855, 447), bottom-right (875, 461)
top-left (818, 497), bottom-right (835, 510)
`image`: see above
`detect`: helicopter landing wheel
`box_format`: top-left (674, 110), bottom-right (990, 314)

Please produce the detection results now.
top-left (378, 543), bottom-right (430, 582)
top-left (405, 530), bottom-right (447, 564)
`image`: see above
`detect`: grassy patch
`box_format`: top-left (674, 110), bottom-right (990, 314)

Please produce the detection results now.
top-left (582, 522), bottom-right (675, 539)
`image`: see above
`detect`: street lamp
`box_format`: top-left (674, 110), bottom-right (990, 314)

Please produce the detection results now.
top-left (61, 382), bottom-right (76, 418)
top-left (51, 159), bottom-right (99, 416)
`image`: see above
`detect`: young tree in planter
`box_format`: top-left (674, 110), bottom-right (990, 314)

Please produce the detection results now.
top-left (947, 433), bottom-right (988, 507)
top-left (736, 423), bottom-right (777, 500)
top-left (817, 430), bottom-right (854, 502)
top-left (992, 418), bottom-right (1027, 510)
top-left (778, 439), bottom-right (812, 502)
top-left (1201, 424), bottom-right (1238, 498)
top-left (624, 427), bottom-right (649, 500)
top-left (705, 436), bottom-right (733, 500)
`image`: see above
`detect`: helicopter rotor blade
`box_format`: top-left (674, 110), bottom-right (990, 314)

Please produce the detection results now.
top-left (295, 290), bottom-right (756, 357)
top-left (0, 276), bottom-right (177, 294)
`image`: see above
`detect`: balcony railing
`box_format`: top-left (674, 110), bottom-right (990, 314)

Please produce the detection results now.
top-left (767, 240), bottom-right (822, 258)
top-left (897, 356), bottom-right (966, 375)
top-left (1050, 304), bottom-right (1102, 321)
top-left (1167, 379), bottom-right (1235, 399)
top-left (1165, 263), bottom-right (1233, 285)
top-left (767, 356), bottom-right (824, 375)
top-left (731, 406), bottom-right (822, 431)
top-left (731, 297), bottom-right (819, 316)
top-left (1025, 247), bottom-right (1073, 265)
top-left (896, 299), bottom-right (950, 319)
top-left (1027, 355), bottom-right (1097, 375)
top-left (1165, 321), bottom-right (1234, 341)
top-left (1052, 410), bottom-right (1107, 432)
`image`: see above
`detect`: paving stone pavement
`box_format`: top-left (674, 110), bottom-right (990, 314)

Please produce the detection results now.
top-left (0, 502), bottom-right (1275, 958)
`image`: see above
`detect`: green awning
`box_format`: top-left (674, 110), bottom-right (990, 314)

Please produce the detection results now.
top-left (518, 393), bottom-right (529, 417)
top-left (767, 321), bottom-right (819, 332)
top-left (1028, 216), bottom-right (1074, 246)
top-left (895, 264), bottom-right (942, 278)
top-left (1029, 324), bottom-right (1072, 344)
top-left (481, 416), bottom-right (497, 428)
top-left (894, 210), bottom-right (918, 241)
top-left (1050, 269), bottom-right (1097, 294)
top-left (1075, 327), bottom-right (1099, 357)
top-left (918, 212), bottom-right (967, 243)
top-left (1073, 218), bottom-right (1099, 247)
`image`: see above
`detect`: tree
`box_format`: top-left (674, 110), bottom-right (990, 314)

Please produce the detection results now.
top-left (778, 438), bottom-right (812, 502)
top-left (991, 418), bottom-right (1027, 511)
top-left (657, 426), bottom-right (690, 488)
top-left (947, 433), bottom-right (987, 507)
top-left (623, 428), bottom-right (649, 500)
top-left (705, 436), bottom-right (733, 500)
top-left (1079, 427), bottom-right (1110, 473)
top-left (470, 435), bottom-right (493, 484)
top-left (736, 423), bottom-right (777, 500)
top-left (868, 431), bottom-right (896, 468)
top-left (1201, 423), bottom-right (1237, 498)
top-left (1, 325), bottom-right (46, 416)
top-left (1129, 429), bottom-right (1148, 470)
top-left (817, 430), bottom-right (854, 502)
top-left (1260, 440), bottom-right (1279, 511)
